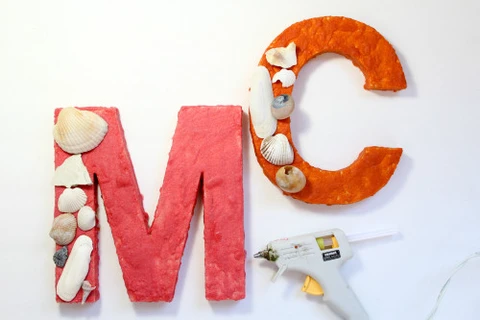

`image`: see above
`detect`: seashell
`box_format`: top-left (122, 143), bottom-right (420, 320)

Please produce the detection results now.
top-left (250, 66), bottom-right (277, 138)
top-left (265, 42), bottom-right (297, 68)
top-left (260, 134), bottom-right (294, 166)
top-left (81, 281), bottom-right (97, 304)
top-left (272, 69), bottom-right (296, 88)
top-left (53, 107), bottom-right (108, 154)
top-left (53, 155), bottom-right (92, 188)
top-left (271, 94), bottom-right (295, 120)
top-left (49, 213), bottom-right (77, 245)
top-left (58, 187), bottom-right (87, 213)
top-left (275, 165), bottom-right (306, 193)
top-left (77, 206), bottom-right (96, 231)
top-left (57, 235), bottom-right (93, 302)
top-left (53, 246), bottom-right (68, 268)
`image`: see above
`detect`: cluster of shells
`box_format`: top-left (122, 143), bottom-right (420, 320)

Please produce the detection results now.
top-left (49, 107), bottom-right (108, 303)
top-left (250, 42), bottom-right (306, 193)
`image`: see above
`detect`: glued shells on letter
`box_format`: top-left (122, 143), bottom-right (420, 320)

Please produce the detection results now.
top-left (49, 213), bottom-right (77, 246)
top-left (53, 154), bottom-right (92, 188)
top-left (53, 107), bottom-right (108, 154)
top-left (272, 69), bottom-right (296, 88)
top-left (260, 134), bottom-right (294, 166)
top-left (265, 42), bottom-right (297, 68)
top-left (81, 281), bottom-right (96, 304)
top-left (57, 235), bottom-right (93, 302)
top-left (250, 66), bottom-right (277, 138)
top-left (275, 165), bottom-right (306, 193)
top-left (77, 206), bottom-right (96, 231)
top-left (271, 94), bottom-right (295, 120)
top-left (58, 187), bottom-right (87, 213)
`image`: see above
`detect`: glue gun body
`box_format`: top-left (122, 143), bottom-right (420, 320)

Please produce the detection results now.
top-left (255, 229), bottom-right (369, 320)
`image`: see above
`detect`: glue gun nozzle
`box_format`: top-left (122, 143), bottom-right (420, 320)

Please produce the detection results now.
top-left (254, 250), bottom-right (267, 259)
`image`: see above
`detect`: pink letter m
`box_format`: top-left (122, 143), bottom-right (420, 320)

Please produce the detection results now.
top-left (53, 106), bottom-right (245, 303)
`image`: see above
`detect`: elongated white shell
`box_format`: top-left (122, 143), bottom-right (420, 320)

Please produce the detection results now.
top-left (272, 69), bottom-right (296, 88)
top-left (53, 107), bottom-right (108, 154)
top-left (53, 155), bottom-right (92, 188)
top-left (77, 206), bottom-right (96, 231)
top-left (265, 42), bottom-right (297, 68)
top-left (260, 134), bottom-right (294, 165)
top-left (58, 187), bottom-right (87, 213)
top-left (250, 66), bottom-right (277, 138)
top-left (57, 235), bottom-right (93, 302)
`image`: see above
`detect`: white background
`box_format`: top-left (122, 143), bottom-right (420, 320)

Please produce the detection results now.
top-left (1, 0), bottom-right (479, 319)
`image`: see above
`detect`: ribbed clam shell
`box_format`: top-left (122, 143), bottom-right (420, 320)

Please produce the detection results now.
top-left (58, 187), bottom-right (87, 213)
top-left (265, 42), bottom-right (297, 68)
top-left (275, 165), bottom-right (306, 193)
top-left (53, 107), bottom-right (108, 154)
top-left (77, 206), bottom-right (96, 231)
top-left (260, 134), bottom-right (294, 165)
top-left (250, 66), bottom-right (277, 138)
top-left (272, 69), bottom-right (296, 88)
top-left (49, 213), bottom-right (77, 245)
top-left (57, 235), bottom-right (93, 302)
top-left (53, 154), bottom-right (92, 188)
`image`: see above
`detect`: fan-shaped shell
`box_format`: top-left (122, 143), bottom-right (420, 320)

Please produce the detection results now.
top-left (260, 134), bottom-right (294, 166)
top-left (272, 69), bottom-right (296, 88)
top-left (49, 213), bottom-right (77, 245)
top-left (265, 42), bottom-right (297, 68)
top-left (57, 235), bottom-right (93, 302)
top-left (53, 107), bottom-right (108, 154)
top-left (250, 66), bottom-right (277, 138)
top-left (78, 206), bottom-right (96, 231)
top-left (58, 187), bottom-right (87, 213)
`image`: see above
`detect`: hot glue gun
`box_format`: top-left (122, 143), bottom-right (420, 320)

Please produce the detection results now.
top-left (254, 228), bottom-right (396, 320)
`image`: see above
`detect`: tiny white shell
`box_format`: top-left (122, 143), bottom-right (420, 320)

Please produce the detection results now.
top-left (57, 235), bottom-right (93, 302)
top-left (81, 281), bottom-right (96, 304)
top-left (53, 107), bottom-right (108, 154)
top-left (272, 69), bottom-right (296, 88)
top-left (265, 42), bottom-right (297, 68)
top-left (77, 206), bottom-right (96, 231)
top-left (58, 187), bottom-right (87, 213)
top-left (260, 134), bottom-right (294, 166)
top-left (49, 213), bottom-right (77, 245)
top-left (250, 66), bottom-right (277, 138)
top-left (53, 155), bottom-right (92, 188)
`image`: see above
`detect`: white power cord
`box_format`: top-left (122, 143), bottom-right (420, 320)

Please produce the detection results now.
top-left (426, 251), bottom-right (480, 319)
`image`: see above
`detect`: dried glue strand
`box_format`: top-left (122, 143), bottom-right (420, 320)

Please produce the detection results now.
top-left (426, 251), bottom-right (480, 319)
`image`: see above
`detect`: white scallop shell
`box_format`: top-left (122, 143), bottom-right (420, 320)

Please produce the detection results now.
top-left (250, 66), bottom-right (277, 138)
top-left (272, 69), bottom-right (296, 88)
top-left (58, 187), bottom-right (87, 213)
top-left (57, 235), bottom-right (93, 302)
top-left (81, 281), bottom-right (96, 304)
top-left (260, 134), bottom-right (294, 166)
top-left (265, 42), bottom-right (297, 68)
top-left (77, 206), bottom-right (96, 231)
top-left (49, 213), bottom-right (77, 245)
top-left (53, 107), bottom-right (108, 154)
top-left (53, 155), bottom-right (92, 188)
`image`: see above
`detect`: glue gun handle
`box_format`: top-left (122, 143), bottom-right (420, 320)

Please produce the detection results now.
top-left (312, 270), bottom-right (369, 320)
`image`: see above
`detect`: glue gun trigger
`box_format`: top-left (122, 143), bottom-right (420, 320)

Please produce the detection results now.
top-left (272, 264), bottom-right (287, 282)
